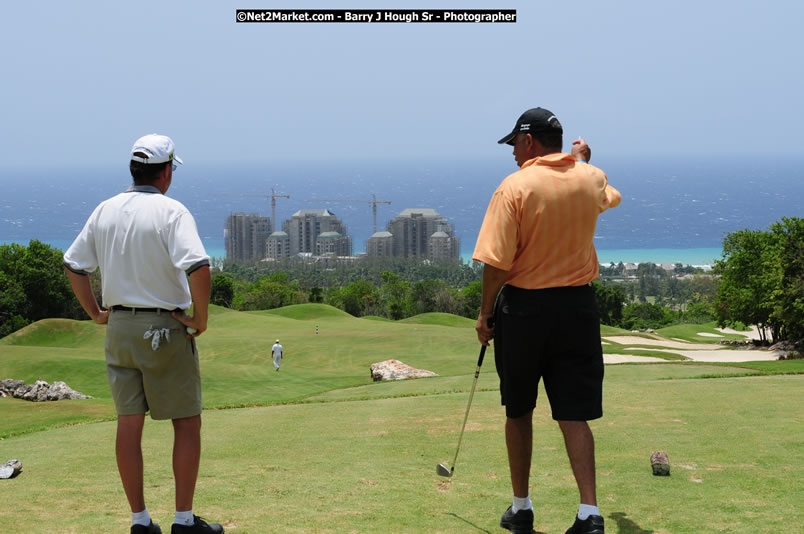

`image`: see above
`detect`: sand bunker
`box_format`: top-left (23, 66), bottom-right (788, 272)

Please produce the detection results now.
top-left (715, 325), bottom-right (762, 340)
top-left (602, 336), bottom-right (717, 350)
top-left (617, 347), bottom-right (781, 362)
top-left (603, 329), bottom-right (782, 363)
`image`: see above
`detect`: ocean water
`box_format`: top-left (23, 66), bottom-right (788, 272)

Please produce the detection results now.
top-left (1, 156), bottom-right (801, 266)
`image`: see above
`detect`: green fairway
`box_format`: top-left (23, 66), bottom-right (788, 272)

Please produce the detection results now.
top-left (657, 322), bottom-right (748, 342)
top-left (1, 306), bottom-right (801, 533)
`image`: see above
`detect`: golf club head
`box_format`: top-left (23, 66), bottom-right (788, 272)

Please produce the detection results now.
top-left (436, 463), bottom-right (453, 477)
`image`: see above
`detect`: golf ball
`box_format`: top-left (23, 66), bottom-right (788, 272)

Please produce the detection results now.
top-left (186, 327), bottom-right (197, 335)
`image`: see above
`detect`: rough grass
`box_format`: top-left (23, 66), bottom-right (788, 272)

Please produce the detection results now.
top-left (0, 318), bottom-right (106, 348)
top-left (600, 324), bottom-right (631, 336)
top-left (399, 312), bottom-right (475, 328)
top-left (247, 302), bottom-right (353, 320)
top-left (360, 315), bottom-right (392, 322)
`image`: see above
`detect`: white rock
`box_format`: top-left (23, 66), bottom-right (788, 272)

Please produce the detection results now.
top-left (370, 360), bottom-right (438, 381)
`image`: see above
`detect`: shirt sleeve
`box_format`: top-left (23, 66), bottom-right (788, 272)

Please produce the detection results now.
top-left (472, 182), bottom-right (519, 270)
top-left (63, 208), bottom-right (100, 274)
top-left (599, 172), bottom-right (622, 212)
top-left (167, 210), bottom-right (210, 273)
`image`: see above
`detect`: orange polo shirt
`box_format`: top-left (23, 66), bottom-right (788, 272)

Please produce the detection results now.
top-left (472, 153), bottom-right (621, 289)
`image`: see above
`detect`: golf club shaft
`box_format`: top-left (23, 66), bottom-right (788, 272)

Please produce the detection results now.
top-left (449, 344), bottom-right (486, 471)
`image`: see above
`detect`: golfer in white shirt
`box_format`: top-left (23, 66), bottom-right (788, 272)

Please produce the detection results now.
top-left (272, 340), bottom-right (283, 371)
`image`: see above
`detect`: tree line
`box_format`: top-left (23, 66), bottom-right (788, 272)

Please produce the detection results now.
top-left (2, 218), bottom-right (801, 346)
top-left (0, 241), bottom-right (89, 337)
top-left (713, 217), bottom-right (804, 343)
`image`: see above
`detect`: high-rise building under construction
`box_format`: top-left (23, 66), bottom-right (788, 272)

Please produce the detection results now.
top-left (368, 208), bottom-right (459, 261)
top-left (224, 212), bottom-right (271, 261)
top-left (282, 209), bottom-right (351, 256)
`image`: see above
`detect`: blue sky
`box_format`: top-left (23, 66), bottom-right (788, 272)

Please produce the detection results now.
top-left (1, 0), bottom-right (802, 169)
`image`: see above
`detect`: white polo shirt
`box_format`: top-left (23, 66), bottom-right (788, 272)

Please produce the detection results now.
top-left (64, 185), bottom-right (209, 310)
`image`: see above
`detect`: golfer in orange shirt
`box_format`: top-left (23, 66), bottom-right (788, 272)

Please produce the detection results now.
top-left (473, 107), bottom-right (620, 534)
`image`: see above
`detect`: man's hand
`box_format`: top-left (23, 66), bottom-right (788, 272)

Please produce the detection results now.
top-left (174, 265), bottom-right (211, 338)
top-left (475, 312), bottom-right (495, 346)
top-left (572, 138), bottom-right (591, 162)
top-left (475, 263), bottom-right (508, 346)
top-left (92, 309), bottom-right (110, 325)
top-left (65, 268), bottom-right (108, 325)
top-left (172, 311), bottom-right (206, 338)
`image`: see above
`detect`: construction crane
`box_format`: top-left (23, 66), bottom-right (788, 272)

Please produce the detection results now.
top-left (225, 187), bottom-right (290, 232)
top-left (306, 194), bottom-right (391, 233)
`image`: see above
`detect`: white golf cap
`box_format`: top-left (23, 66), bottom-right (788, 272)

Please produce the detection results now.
top-left (130, 133), bottom-right (183, 165)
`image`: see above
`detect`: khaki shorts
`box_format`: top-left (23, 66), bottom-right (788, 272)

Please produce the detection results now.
top-left (106, 308), bottom-right (201, 420)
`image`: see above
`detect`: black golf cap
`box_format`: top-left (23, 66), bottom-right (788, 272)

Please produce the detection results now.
top-left (497, 107), bottom-right (563, 145)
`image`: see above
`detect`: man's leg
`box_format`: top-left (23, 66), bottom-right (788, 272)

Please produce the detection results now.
top-left (557, 420), bottom-right (597, 505)
top-left (506, 410), bottom-right (533, 498)
top-left (173, 415), bottom-right (202, 512)
top-left (116, 414), bottom-right (147, 513)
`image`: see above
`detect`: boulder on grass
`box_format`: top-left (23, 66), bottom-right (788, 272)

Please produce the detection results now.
top-left (370, 360), bottom-right (438, 381)
top-left (0, 459), bottom-right (22, 480)
top-left (0, 379), bottom-right (91, 402)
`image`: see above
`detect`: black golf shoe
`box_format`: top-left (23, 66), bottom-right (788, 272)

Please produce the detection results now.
top-left (500, 505), bottom-right (534, 533)
top-left (171, 515), bottom-right (224, 533)
top-left (131, 521), bottom-right (162, 534)
top-left (565, 514), bottom-right (604, 534)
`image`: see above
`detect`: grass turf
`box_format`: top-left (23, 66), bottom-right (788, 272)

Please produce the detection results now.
top-left (1, 306), bottom-right (801, 532)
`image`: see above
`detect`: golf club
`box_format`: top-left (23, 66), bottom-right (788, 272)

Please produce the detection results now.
top-left (437, 343), bottom-right (487, 478)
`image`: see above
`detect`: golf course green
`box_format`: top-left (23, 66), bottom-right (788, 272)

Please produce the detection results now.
top-left (1, 304), bottom-right (802, 533)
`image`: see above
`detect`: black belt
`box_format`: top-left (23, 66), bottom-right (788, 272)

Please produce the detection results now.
top-left (110, 305), bottom-right (181, 313)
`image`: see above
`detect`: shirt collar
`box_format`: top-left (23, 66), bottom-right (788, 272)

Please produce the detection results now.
top-left (520, 152), bottom-right (576, 170)
top-left (126, 185), bottom-right (162, 194)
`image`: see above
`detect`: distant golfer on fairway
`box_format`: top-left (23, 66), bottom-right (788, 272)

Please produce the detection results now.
top-left (272, 339), bottom-right (283, 371)
top-left (64, 134), bottom-right (224, 534)
top-left (473, 108), bottom-right (621, 534)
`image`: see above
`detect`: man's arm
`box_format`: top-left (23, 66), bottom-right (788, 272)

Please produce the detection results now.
top-left (571, 138), bottom-right (621, 210)
top-left (65, 268), bottom-right (108, 324)
top-left (604, 183), bottom-right (622, 209)
top-left (172, 265), bottom-right (211, 337)
top-left (475, 263), bottom-right (509, 346)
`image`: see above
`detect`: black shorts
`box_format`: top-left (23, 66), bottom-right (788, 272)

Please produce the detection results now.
top-left (494, 284), bottom-right (604, 420)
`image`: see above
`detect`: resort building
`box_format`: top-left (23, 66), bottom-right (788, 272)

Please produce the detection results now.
top-left (265, 231), bottom-right (290, 259)
top-left (428, 231), bottom-right (458, 261)
top-left (282, 209), bottom-right (350, 256)
top-left (224, 212), bottom-right (271, 261)
top-left (315, 231), bottom-right (352, 256)
top-left (381, 208), bottom-right (459, 261)
top-left (366, 231), bottom-right (394, 257)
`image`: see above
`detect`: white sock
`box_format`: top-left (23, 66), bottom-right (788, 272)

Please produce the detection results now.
top-left (174, 510), bottom-right (195, 526)
top-left (578, 503), bottom-right (600, 520)
top-left (132, 508), bottom-right (151, 527)
top-left (512, 494), bottom-right (532, 513)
